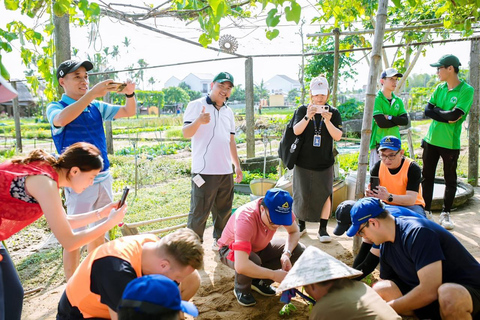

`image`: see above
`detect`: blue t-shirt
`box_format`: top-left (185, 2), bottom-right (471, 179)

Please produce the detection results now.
top-left (380, 217), bottom-right (480, 289)
top-left (47, 94), bottom-right (120, 183)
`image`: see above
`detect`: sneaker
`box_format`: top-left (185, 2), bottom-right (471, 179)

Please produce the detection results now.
top-left (439, 212), bottom-right (454, 230)
top-left (212, 239), bottom-right (219, 251)
top-left (425, 210), bottom-right (434, 221)
top-left (317, 231), bottom-right (331, 243)
top-left (251, 279), bottom-right (276, 297)
top-left (233, 288), bottom-right (256, 307)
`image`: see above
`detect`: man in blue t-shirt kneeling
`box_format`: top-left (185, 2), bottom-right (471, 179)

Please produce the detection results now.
top-left (346, 197), bottom-right (480, 319)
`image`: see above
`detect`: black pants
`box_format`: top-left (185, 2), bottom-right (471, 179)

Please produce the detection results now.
top-left (0, 245), bottom-right (23, 320)
top-left (422, 141), bottom-right (460, 212)
top-left (219, 238), bottom-right (305, 294)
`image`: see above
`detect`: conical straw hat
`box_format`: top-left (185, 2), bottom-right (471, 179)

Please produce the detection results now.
top-left (277, 246), bottom-right (362, 292)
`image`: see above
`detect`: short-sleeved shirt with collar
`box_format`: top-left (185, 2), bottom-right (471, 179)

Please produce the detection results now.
top-left (183, 96), bottom-right (235, 174)
top-left (425, 80), bottom-right (474, 149)
top-left (370, 91), bottom-right (407, 149)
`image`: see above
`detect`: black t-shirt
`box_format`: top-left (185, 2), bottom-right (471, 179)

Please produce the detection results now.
top-left (90, 256), bottom-right (138, 312)
top-left (293, 104), bottom-right (343, 171)
top-left (370, 158), bottom-right (422, 192)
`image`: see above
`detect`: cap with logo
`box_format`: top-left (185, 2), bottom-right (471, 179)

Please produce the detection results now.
top-left (430, 54), bottom-right (461, 68)
top-left (310, 76), bottom-right (329, 96)
top-left (213, 72), bottom-right (234, 86)
top-left (0, 75), bottom-right (18, 103)
top-left (381, 68), bottom-right (403, 79)
top-left (263, 188), bottom-right (293, 225)
top-left (333, 200), bottom-right (356, 236)
top-left (378, 135), bottom-right (401, 152)
top-left (346, 197), bottom-right (386, 237)
top-left (56, 60), bottom-right (94, 80)
top-left (119, 274), bottom-right (199, 317)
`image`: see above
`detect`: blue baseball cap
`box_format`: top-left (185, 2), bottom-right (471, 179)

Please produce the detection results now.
top-left (379, 136), bottom-right (401, 152)
top-left (264, 188), bottom-right (293, 225)
top-left (119, 275), bottom-right (199, 317)
top-left (346, 198), bottom-right (386, 237)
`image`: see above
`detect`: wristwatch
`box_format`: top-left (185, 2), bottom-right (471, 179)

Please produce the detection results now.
top-left (304, 115), bottom-right (309, 121)
top-left (125, 92), bottom-right (135, 98)
top-left (387, 115), bottom-right (393, 121)
top-left (388, 194), bottom-right (394, 202)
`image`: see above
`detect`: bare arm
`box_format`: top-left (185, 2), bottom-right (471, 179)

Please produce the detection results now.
top-left (113, 80), bottom-right (137, 119)
top-left (280, 221), bottom-right (301, 271)
top-left (366, 186), bottom-right (418, 206)
top-left (26, 175), bottom-right (126, 252)
top-left (182, 106), bottom-right (210, 138)
top-left (321, 111), bottom-right (343, 141)
top-left (234, 250), bottom-right (287, 283)
top-left (388, 261), bottom-right (442, 315)
top-left (230, 134), bottom-right (243, 183)
top-left (108, 307), bottom-right (118, 320)
top-left (53, 79), bottom-right (121, 127)
top-left (293, 104), bottom-right (315, 135)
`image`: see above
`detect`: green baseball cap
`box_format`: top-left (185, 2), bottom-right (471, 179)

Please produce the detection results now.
top-left (213, 72), bottom-right (234, 86)
top-left (430, 54), bottom-right (461, 68)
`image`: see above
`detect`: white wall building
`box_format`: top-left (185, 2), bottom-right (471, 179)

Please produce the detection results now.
top-left (164, 76), bottom-right (181, 88)
top-left (182, 73), bottom-right (214, 93)
top-left (265, 75), bottom-right (301, 95)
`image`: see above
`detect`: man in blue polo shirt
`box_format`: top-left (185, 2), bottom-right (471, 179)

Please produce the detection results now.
top-left (346, 197), bottom-right (480, 319)
top-left (47, 60), bottom-right (137, 280)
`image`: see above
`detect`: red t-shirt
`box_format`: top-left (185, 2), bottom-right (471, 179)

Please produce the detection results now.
top-left (218, 198), bottom-right (295, 253)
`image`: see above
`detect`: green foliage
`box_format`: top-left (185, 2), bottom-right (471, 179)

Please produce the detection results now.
top-left (237, 170), bottom-right (279, 184)
top-left (408, 86), bottom-right (435, 112)
top-left (163, 87), bottom-right (190, 106)
top-left (286, 88), bottom-right (300, 105)
top-left (338, 152), bottom-right (360, 172)
top-left (115, 141), bottom-right (191, 157)
top-left (337, 98), bottom-right (364, 120)
top-left (254, 80), bottom-right (269, 102)
top-left (279, 303), bottom-right (297, 316)
top-left (179, 82), bottom-right (202, 101)
top-left (110, 90), bottom-right (165, 109)
top-left (230, 84), bottom-right (246, 102)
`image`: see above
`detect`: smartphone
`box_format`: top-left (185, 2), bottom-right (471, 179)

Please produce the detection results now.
top-left (118, 186), bottom-right (130, 209)
top-left (314, 105), bottom-right (329, 113)
top-left (370, 176), bottom-right (380, 191)
top-left (110, 82), bottom-right (127, 92)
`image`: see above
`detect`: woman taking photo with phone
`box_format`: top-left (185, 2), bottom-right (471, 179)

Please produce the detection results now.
top-left (292, 75), bottom-right (343, 243)
top-left (0, 141), bottom-right (126, 319)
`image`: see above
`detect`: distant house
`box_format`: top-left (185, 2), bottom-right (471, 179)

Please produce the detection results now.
top-left (265, 75), bottom-right (301, 95)
top-left (0, 80), bottom-right (37, 117)
top-left (164, 76), bottom-right (181, 88)
top-left (182, 73), bottom-right (214, 93)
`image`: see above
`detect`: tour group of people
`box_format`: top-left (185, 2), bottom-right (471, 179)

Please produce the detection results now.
top-left (0, 52), bottom-right (479, 320)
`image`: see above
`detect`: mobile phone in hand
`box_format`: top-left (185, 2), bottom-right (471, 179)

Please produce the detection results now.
top-left (110, 82), bottom-right (127, 92)
top-left (370, 176), bottom-right (380, 191)
top-left (118, 186), bottom-right (130, 209)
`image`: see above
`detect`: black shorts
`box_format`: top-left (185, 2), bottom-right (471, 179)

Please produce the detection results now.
top-left (392, 279), bottom-right (480, 320)
top-left (57, 291), bottom-right (107, 320)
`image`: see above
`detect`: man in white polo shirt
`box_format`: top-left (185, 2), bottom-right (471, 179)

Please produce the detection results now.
top-left (182, 72), bottom-right (243, 249)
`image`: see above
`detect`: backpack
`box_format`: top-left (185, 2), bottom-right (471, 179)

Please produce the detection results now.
top-left (278, 108), bottom-right (304, 170)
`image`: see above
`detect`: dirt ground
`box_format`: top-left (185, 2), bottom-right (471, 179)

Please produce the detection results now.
top-left (20, 185), bottom-right (480, 320)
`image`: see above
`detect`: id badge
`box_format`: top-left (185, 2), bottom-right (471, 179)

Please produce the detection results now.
top-left (313, 134), bottom-right (321, 147)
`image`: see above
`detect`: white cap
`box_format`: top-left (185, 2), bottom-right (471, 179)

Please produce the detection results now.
top-left (381, 68), bottom-right (403, 79)
top-left (0, 75), bottom-right (18, 103)
top-left (277, 246), bottom-right (362, 292)
top-left (310, 77), bottom-right (329, 96)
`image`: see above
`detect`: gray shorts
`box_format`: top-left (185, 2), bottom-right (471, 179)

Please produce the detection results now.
top-left (64, 174), bottom-right (113, 231)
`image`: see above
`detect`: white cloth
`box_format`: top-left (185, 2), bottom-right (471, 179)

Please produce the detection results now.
top-left (183, 96), bottom-right (235, 174)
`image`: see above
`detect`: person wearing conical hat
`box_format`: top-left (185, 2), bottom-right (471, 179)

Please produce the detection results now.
top-left (278, 246), bottom-right (401, 320)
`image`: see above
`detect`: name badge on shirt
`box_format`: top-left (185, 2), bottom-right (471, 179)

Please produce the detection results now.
top-left (313, 134), bottom-right (321, 147)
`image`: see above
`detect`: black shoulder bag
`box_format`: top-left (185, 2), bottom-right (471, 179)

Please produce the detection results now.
top-left (278, 108), bottom-right (304, 170)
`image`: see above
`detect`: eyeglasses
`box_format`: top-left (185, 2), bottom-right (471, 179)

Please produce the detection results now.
top-left (357, 221), bottom-right (369, 236)
top-left (379, 150), bottom-right (400, 161)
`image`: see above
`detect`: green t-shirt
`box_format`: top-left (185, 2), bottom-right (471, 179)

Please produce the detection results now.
top-left (369, 91), bottom-right (407, 149)
top-left (424, 80), bottom-right (474, 149)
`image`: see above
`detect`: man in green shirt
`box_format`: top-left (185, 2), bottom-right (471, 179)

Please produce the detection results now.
top-left (423, 54), bottom-right (474, 230)
top-left (369, 68), bottom-right (409, 168)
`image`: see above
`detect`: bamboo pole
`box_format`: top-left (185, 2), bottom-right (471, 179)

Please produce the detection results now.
top-left (468, 38), bottom-right (480, 186)
top-left (353, 0), bottom-right (389, 254)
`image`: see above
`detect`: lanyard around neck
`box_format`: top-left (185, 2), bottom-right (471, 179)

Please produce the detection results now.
top-left (312, 115), bottom-right (323, 135)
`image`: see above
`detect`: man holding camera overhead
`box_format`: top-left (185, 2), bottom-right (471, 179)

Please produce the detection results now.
top-left (47, 59), bottom-right (136, 280)
top-left (367, 136), bottom-right (426, 217)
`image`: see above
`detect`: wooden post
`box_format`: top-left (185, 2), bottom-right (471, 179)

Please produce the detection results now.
top-left (11, 81), bottom-right (22, 153)
top-left (245, 57), bottom-right (255, 158)
top-left (53, 6), bottom-right (71, 97)
top-left (353, 0), bottom-right (389, 254)
top-left (468, 38), bottom-right (480, 186)
top-left (332, 28), bottom-right (340, 108)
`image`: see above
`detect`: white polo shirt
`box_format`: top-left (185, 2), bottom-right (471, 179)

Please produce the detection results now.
top-left (183, 96), bottom-right (236, 175)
